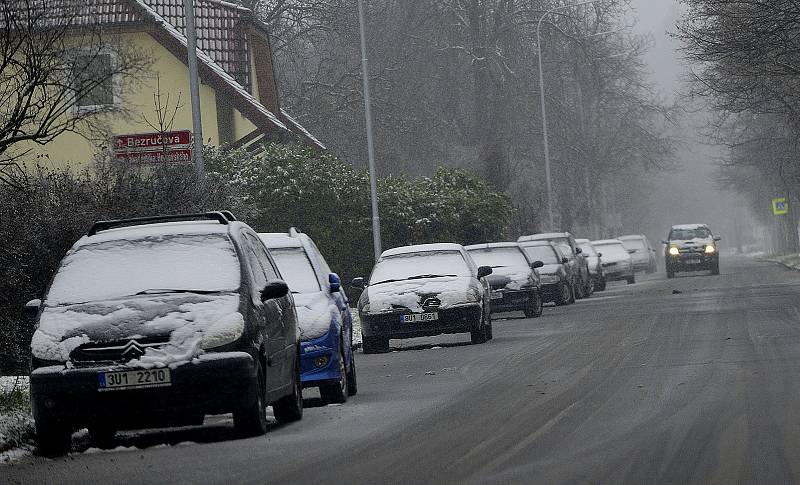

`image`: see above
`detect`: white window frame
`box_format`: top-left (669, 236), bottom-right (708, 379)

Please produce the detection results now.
top-left (69, 48), bottom-right (122, 115)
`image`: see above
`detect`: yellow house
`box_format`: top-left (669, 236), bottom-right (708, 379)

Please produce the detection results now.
top-left (17, 0), bottom-right (323, 168)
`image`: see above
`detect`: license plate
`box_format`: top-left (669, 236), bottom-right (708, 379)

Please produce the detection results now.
top-left (686, 258), bottom-right (701, 264)
top-left (98, 368), bottom-right (171, 392)
top-left (491, 291), bottom-right (503, 300)
top-left (401, 312), bottom-right (439, 323)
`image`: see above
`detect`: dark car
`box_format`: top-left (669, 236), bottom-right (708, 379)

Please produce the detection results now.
top-left (26, 213), bottom-right (303, 456)
top-left (260, 229), bottom-right (357, 404)
top-left (354, 243), bottom-right (493, 353)
top-left (519, 241), bottom-right (575, 306)
top-left (517, 232), bottom-right (592, 298)
top-left (465, 242), bottom-right (544, 318)
top-left (663, 224), bottom-right (721, 278)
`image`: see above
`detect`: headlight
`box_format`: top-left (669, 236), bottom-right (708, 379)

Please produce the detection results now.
top-left (540, 275), bottom-right (560, 284)
top-left (705, 245), bottom-right (715, 254)
top-left (201, 313), bottom-right (245, 350)
top-left (669, 247), bottom-right (680, 256)
top-left (360, 303), bottom-right (370, 314)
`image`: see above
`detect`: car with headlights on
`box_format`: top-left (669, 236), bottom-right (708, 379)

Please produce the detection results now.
top-left (518, 241), bottom-right (574, 305)
top-left (576, 238), bottom-right (606, 291)
top-left (591, 239), bottom-right (635, 284)
top-left (518, 232), bottom-right (592, 298)
top-left (260, 229), bottom-right (356, 404)
top-left (465, 242), bottom-right (544, 318)
top-left (663, 224), bottom-right (721, 278)
top-left (618, 234), bottom-right (657, 273)
top-left (26, 213), bottom-right (303, 456)
top-left (353, 243), bottom-right (493, 353)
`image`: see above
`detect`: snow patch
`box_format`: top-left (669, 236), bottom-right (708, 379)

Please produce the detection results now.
top-left (293, 292), bottom-right (337, 341)
top-left (367, 277), bottom-right (474, 312)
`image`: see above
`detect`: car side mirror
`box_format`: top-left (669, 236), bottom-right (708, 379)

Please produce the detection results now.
top-left (713, 236), bottom-right (721, 242)
top-left (627, 249), bottom-right (636, 254)
top-left (261, 280), bottom-right (289, 301)
top-left (531, 261), bottom-right (544, 269)
top-left (351, 277), bottom-right (365, 289)
top-left (661, 240), bottom-right (669, 245)
top-left (24, 299), bottom-right (41, 321)
top-left (477, 266), bottom-right (493, 279)
top-left (575, 247), bottom-right (582, 254)
top-left (329, 273), bottom-right (341, 293)
top-left (597, 252), bottom-right (602, 258)
top-left (561, 257), bottom-right (569, 264)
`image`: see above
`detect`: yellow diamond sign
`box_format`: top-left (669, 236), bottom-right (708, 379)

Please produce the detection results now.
top-left (772, 197), bottom-right (789, 216)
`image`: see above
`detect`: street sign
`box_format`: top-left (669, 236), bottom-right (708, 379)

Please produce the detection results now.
top-left (772, 197), bottom-right (789, 216)
top-left (112, 130), bottom-right (192, 165)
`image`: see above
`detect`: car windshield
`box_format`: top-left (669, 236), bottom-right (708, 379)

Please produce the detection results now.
top-left (620, 238), bottom-right (646, 251)
top-left (467, 247), bottom-right (528, 269)
top-left (595, 243), bottom-right (629, 261)
top-left (579, 243), bottom-right (597, 257)
top-left (521, 245), bottom-right (559, 264)
top-left (47, 234), bottom-right (241, 305)
top-left (269, 247), bottom-right (321, 294)
top-left (369, 250), bottom-right (471, 284)
top-left (669, 227), bottom-right (711, 240)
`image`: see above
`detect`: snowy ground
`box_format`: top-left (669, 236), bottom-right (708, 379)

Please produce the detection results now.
top-left (0, 376), bottom-right (34, 458)
top-left (350, 308), bottom-right (362, 346)
top-left (767, 253), bottom-right (800, 270)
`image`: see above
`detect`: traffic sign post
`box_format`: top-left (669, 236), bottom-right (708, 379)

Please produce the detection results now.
top-left (772, 197), bottom-right (789, 216)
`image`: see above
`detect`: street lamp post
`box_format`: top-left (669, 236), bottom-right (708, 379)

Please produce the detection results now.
top-left (183, 0), bottom-right (204, 175)
top-left (357, 0), bottom-right (382, 262)
top-left (536, 0), bottom-right (597, 230)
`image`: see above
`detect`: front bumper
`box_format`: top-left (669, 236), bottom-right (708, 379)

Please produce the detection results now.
top-left (360, 303), bottom-right (482, 339)
top-left (299, 327), bottom-right (344, 388)
top-left (667, 252), bottom-right (717, 271)
top-left (602, 265), bottom-right (632, 281)
top-left (30, 351), bottom-right (255, 430)
top-left (489, 288), bottom-right (535, 312)
top-left (540, 282), bottom-right (564, 302)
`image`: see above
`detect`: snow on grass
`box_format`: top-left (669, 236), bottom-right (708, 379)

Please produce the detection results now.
top-left (768, 253), bottom-right (800, 270)
top-left (0, 376), bottom-right (35, 454)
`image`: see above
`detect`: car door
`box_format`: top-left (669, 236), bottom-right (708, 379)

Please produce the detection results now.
top-left (239, 235), bottom-right (274, 385)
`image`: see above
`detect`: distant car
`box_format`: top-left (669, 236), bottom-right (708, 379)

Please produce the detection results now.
top-left (618, 235), bottom-right (657, 273)
top-left (518, 232), bottom-right (592, 298)
top-left (354, 243), bottom-right (493, 353)
top-left (519, 241), bottom-right (575, 305)
top-left (260, 229), bottom-right (357, 404)
top-left (465, 242), bottom-right (544, 318)
top-left (591, 239), bottom-right (635, 284)
top-left (27, 213), bottom-right (303, 456)
top-left (663, 224), bottom-right (721, 278)
top-left (576, 238), bottom-right (606, 291)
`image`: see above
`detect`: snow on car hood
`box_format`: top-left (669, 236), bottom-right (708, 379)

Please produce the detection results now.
top-left (293, 291), bottom-right (337, 341)
top-left (31, 293), bottom-right (243, 367)
top-left (672, 237), bottom-right (714, 248)
top-left (487, 267), bottom-right (531, 290)
top-left (366, 276), bottom-right (476, 313)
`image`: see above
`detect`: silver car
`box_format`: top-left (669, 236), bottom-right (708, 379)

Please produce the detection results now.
top-left (591, 239), bottom-right (635, 285)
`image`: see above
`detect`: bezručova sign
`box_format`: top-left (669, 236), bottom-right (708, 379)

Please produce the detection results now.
top-left (112, 130), bottom-right (192, 165)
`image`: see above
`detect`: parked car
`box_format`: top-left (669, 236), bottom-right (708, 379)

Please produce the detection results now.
top-left (465, 242), bottom-right (544, 318)
top-left (260, 229), bottom-right (356, 404)
top-left (26, 213), bottom-right (303, 456)
top-left (576, 238), bottom-right (606, 291)
top-left (663, 224), bottom-right (721, 278)
top-left (518, 241), bottom-right (575, 305)
top-left (518, 232), bottom-right (592, 298)
top-left (354, 243), bottom-right (493, 353)
top-left (618, 234), bottom-right (657, 273)
top-left (591, 239), bottom-right (635, 284)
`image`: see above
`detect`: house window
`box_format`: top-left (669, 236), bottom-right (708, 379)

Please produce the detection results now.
top-left (72, 53), bottom-right (116, 109)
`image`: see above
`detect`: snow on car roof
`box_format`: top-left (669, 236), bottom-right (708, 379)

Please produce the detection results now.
top-left (77, 220), bottom-right (233, 247)
top-left (670, 223), bottom-right (709, 230)
top-left (617, 234), bottom-right (646, 241)
top-left (591, 239), bottom-right (624, 246)
top-left (464, 242), bottom-right (520, 250)
top-left (518, 232), bottom-right (570, 242)
top-left (258, 232), bottom-right (303, 249)
top-left (575, 238), bottom-right (590, 244)
top-left (381, 243), bottom-right (464, 258)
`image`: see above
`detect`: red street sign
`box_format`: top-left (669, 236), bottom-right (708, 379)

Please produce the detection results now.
top-left (113, 130), bottom-right (191, 152)
top-left (114, 148), bottom-right (192, 165)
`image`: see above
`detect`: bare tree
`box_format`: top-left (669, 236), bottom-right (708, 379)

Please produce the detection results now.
top-left (0, 0), bottom-right (149, 188)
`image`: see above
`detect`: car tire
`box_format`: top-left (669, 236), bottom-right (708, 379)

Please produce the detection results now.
top-left (273, 351), bottom-right (303, 423)
top-left (35, 420), bottom-right (72, 457)
top-left (320, 348), bottom-right (348, 405)
top-left (555, 282), bottom-right (571, 306)
top-left (233, 359), bottom-right (268, 437)
top-left (711, 260), bottom-right (720, 275)
top-left (346, 352), bottom-right (358, 396)
top-left (362, 335), bottom-right (390, 354)
top-left (486, 310), bottom-right (494, 340)
top-left (470, 310), bottom-right (489, 345)
top-left (89, 426), bottom-right (116, 449)
top-left (597, 277), bottom-right (607, 292)
top-left (666, 266), bottom-right (674, 279)
top-left (626, 274), bottom-right (636, 285)
top-left (524, 291), bottom-right (544, 318)
top-left (574, 279), bottom-right (586, 299)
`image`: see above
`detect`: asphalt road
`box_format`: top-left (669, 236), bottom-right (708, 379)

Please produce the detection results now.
top-left (6, 258), bottom-right (800, 484)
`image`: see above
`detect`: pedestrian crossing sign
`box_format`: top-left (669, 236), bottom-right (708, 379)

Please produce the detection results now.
top-left (772, 197), bottom-right (789, 216)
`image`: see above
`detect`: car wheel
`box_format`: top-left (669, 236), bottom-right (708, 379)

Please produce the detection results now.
top-left (470, 310), bottom-right (488, 344)
top-left (597, 277), bottom-right (607, 292)
top-left (524, 291), bottom-right (543, 318)
top-left (555, 282), bottom-right (571, 306)
top-left (711, 260), bottom-right (720, 275)
top-left (666, 266), bottom-right (674, 279)
top-left (346, 351), bottom-right (358, 396)
top-left (626, 274), bottom-right (636, 284)
top-left (362, 335), bottom-right (390, 354)
top-left (89, 426), bottom-right (116, 449)
top-left (35, 420), bottom-right (72, 457)
top-left (320, 347), bottom-right (348, 404)
top-left (273, 350), bottom-right (303, 423)
top-left (233, 358), bottom-right (268, 437)
top-left (574, 278), bottom-right (585, 299)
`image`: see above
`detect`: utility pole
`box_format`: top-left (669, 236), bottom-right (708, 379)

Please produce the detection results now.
top-left (183, 0), bottom-right (204, 175)
top-left (357, 0), bottom-right (382, 261)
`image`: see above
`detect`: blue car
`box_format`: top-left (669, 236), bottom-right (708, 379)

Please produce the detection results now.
top-left (259, 229), bottom-right (357, 403)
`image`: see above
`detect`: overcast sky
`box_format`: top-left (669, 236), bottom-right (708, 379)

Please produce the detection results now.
top-left (629, 0), bottom-right (685, 98)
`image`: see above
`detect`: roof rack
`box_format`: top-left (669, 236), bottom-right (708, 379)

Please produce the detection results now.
top-left (219, 210), bottom-right (237, 222)
top-left (288, 227), bottom-right (301, 237)
top-left (88, 212), bottom-right (231, 236)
